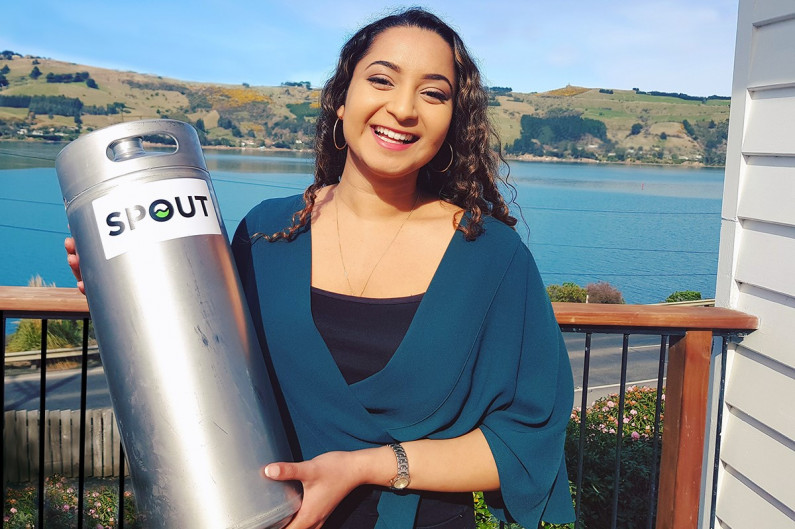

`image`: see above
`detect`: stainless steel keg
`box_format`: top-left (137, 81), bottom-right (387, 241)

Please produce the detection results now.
top-left (55, 120), bottom-right (301, 529)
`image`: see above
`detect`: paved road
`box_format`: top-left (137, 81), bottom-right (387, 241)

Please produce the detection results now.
top-left (564, 333), bottom-right (667, 405)
top-left (4, 366), bottom-right (112, 411)
top-left (5, 333), bottom-right (667, 412)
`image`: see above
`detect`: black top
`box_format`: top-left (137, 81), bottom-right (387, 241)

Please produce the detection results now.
top-left (311, 287), bottom-right (475, 528)
top-left (311, 287), bottom-right (424, 384)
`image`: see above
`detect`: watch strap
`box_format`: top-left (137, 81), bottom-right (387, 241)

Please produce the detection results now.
top-left (388, 443), bottom-right (410, 489)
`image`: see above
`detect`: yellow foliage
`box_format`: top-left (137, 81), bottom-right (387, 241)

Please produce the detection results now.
top-left (543, 85), bottom-right (590, 97)
top-left (203, 86), bottom-right (272, 107)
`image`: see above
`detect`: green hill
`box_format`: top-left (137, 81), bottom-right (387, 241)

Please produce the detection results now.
top-left (0, 52), bottom-right (730, 165)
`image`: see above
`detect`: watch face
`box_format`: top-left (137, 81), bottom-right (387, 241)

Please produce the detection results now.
top-left (392, 477), bottom-right (410, 489)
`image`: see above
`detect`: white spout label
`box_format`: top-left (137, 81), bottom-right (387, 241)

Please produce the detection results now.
top-left (92, 178), bottom-right (222, 260)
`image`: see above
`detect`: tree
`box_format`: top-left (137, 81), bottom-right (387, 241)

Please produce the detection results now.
top-left (0, 74), bottom-right (7, 88)
top-left (30, 65), bottom-right (42, 79)
top-left (546, 282), bottom-right (587, 303)
top-left (0, 65), bottom-right (9, 74)
top-left (630, 123), bottom-right (643, 135)
top-left (659, 132), bottom-right (667, 140)
top-left (586, 281), bottom-right (624, 303)
top-left (682, 119), bottom-right (697, 139)
top-left (86, 78), bottom-right (98, 89)
top-left (665, 290), bottom-right (702, 303)
top-left (195, 118), bottom-right (206, 132)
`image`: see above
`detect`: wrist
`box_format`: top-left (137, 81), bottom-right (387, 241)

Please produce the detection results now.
top-left (350, 445), bottom-right (397, 488)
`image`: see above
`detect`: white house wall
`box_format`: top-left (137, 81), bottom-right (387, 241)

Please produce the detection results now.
top-left (714, 1), bottom-right (795, 527)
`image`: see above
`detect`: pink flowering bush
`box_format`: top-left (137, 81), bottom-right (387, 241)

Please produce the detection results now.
top-left (3, 475), bottom-right (139, 529)
top-left (566, 386), bottom-right (665, 529)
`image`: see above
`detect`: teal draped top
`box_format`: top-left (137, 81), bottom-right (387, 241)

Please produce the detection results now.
top-left (231, 195), bottom-right (574, 529)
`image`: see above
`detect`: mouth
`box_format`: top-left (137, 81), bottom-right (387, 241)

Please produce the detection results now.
top-left (372, 126), bottom-right (418, 145)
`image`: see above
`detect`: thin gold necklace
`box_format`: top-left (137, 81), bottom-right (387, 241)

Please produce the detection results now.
top-left (335, 190), bottom-right (420, 297)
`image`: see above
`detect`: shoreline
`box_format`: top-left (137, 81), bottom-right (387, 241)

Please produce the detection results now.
top-left (0, 138), bottom-right (721, 168)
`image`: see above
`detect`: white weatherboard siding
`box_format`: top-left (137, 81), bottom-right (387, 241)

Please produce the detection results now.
top-left (713, 1), bottom-right (795, 527)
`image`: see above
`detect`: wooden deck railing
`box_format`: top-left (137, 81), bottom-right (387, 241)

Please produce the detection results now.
top-left (2, 287), bottom-right (759, 529)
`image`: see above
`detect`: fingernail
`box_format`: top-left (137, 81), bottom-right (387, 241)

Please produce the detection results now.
top-left (263, 465), bottom-right (279, 478)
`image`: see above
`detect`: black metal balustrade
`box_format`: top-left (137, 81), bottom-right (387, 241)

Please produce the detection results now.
top-left (2, 287), bottom-right (758, 529)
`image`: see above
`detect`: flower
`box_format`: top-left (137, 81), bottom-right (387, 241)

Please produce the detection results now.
top-left (607, 401), bottom-right (615, 408)
top-left (630, 409), bottom-right (638, 416)
top-left (10, 508), bottom-right (17, 514)
top-left (631, 431), bottom-right (641, 440)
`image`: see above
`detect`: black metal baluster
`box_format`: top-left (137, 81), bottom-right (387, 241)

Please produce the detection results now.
top-left (709, 336), bottom-right (729, 529)
top-left (38, 319), bottom-right (48, 529)
top-left (647, 334), bottom-right (668, 529)
top-left (118, 444), bottom-right (126, 529)
top-left (574, 332), bottom-right (592, 529)
top-left (78, 318), bottom-right (90, 529)
top-left (610, 334), bottom-right (630, 529)
top-left (1, 310), bottom-right (6, 513)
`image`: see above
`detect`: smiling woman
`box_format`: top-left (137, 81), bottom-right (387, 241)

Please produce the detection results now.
top-left (227, 8), bottom-right (574, 529)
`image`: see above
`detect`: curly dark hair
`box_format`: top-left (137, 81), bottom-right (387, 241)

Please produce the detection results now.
top-left (266, 7), bottom-right (517, 241)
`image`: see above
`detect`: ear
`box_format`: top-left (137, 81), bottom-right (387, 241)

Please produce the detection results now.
top-left (336, 105), bottom-right (345, 120)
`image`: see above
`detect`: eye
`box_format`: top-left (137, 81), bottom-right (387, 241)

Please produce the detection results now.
top-left (423, 89), bottom-right (450, 103)
top-left (367, 76), bottom-right (393, 88)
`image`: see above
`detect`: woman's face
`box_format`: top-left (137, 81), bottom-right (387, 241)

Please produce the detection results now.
top-left (337, 26), bottom-right (455, 183)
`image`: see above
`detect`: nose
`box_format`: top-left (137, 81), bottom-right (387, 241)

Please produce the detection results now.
top-left (385, 87), bottom-right (418, 122)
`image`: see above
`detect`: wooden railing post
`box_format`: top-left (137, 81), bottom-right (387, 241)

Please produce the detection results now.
top-left (656, 330), bottom-right (713, 529)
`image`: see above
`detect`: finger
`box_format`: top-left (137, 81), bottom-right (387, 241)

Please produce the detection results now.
top-left (262, 462), bottom-right (299, 481)
top-left (66, 253), bottom-right (83, 282)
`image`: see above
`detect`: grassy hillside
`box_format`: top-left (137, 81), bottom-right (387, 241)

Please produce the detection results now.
top-left (0, 52), bottom-right (731, 164)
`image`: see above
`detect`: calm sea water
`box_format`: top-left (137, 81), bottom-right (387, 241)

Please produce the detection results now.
top-left (0, 142), bottom-right (723, 304)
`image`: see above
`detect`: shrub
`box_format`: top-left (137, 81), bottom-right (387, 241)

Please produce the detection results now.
top-left (3, 475), bottom-right (140, 529)
top-left (665, 290), bottom-right (702, 303)
top-left (547, 282), bottom-right (587, 303)
top-left (586, 282), bottom-right (625, 304)
top-left (5, 318), bottom-right (88, 352)
top-left (566, 386), bottom-right (664, 529)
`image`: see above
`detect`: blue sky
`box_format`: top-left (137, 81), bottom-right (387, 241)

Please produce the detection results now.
top-left (4, 0), bottom-right (739, 96)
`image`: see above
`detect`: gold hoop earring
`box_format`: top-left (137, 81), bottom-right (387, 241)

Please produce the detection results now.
top-left (333, 118), bottom-right (347, 150)
top-left (432, 142), bottom-right (454, 172)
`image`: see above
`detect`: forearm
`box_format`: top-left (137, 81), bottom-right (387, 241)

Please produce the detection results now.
top-left (355, 428), bottom-right (500, 492)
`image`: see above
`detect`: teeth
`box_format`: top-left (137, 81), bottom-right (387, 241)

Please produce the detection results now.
top-left (374, 126), bottom-right (416, 143)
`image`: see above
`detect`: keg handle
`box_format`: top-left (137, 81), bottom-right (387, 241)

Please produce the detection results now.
top-left (107, 132), bottom-right (179, 162)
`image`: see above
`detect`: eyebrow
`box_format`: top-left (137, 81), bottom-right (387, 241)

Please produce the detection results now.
top-left (367, 60), bottom-right (454, 92)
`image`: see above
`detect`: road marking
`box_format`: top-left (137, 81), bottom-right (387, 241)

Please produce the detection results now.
top-left (574, 377), bottom-right (666, 392)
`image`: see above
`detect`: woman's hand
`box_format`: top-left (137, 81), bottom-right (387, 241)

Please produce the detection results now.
top-left (263, 448), bottom-right (391, 529)
top-left (64, 237), bottom-right (85, 294)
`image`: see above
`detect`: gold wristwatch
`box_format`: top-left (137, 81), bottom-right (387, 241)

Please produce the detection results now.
top-left (388, 443), bottom-right (411, 490)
